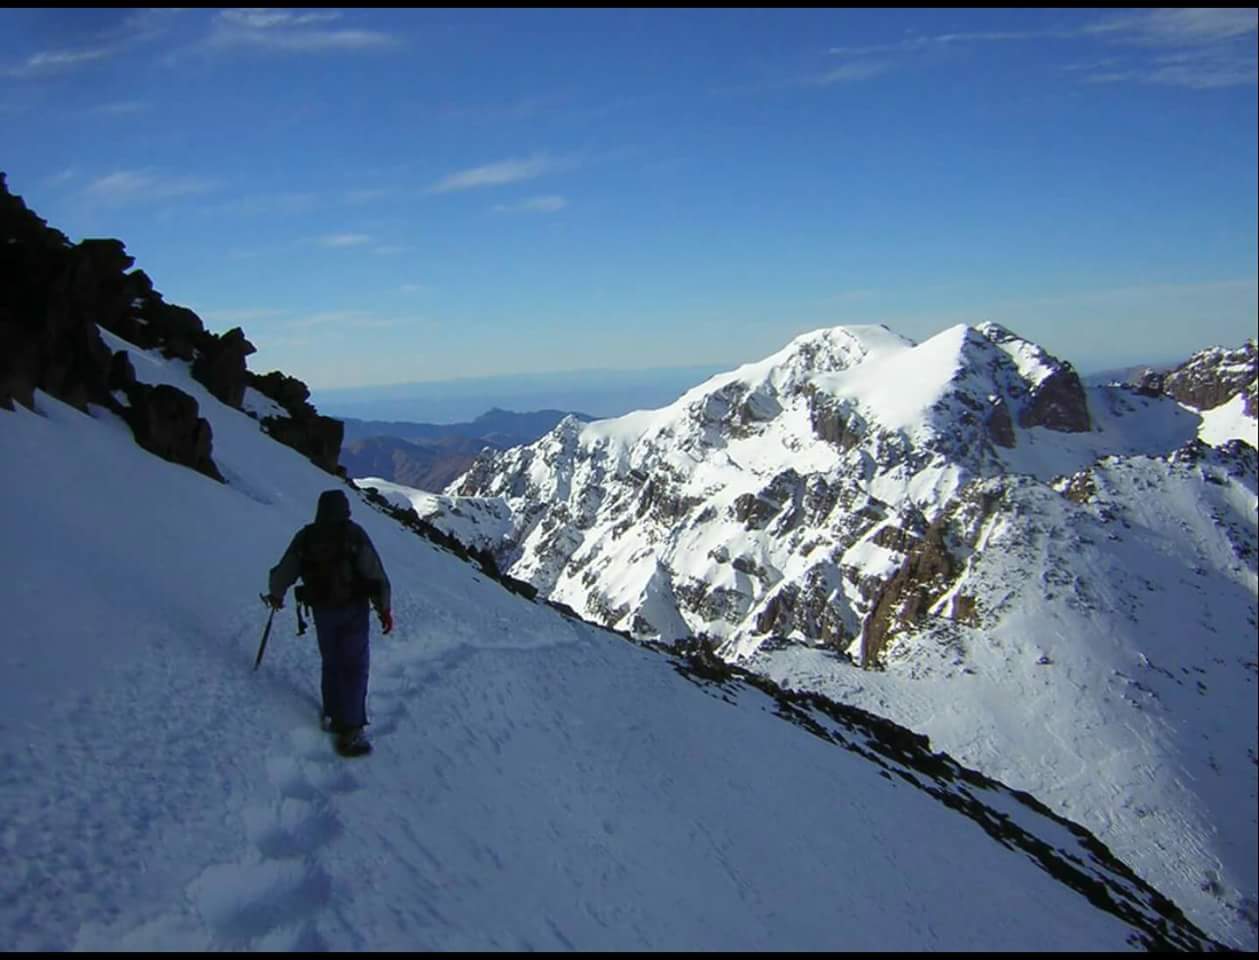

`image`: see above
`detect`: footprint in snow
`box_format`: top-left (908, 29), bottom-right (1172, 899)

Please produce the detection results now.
top-left (242, 796), bottom-right (341, 860)
top-left (187, 856), bottom-right (333, 944)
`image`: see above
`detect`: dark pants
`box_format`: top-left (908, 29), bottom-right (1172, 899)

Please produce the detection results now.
top-left (312, 601), bottom-right (371, 732)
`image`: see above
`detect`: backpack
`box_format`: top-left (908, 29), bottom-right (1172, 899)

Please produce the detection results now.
top-left (298, 520), bottom-right (363, 607)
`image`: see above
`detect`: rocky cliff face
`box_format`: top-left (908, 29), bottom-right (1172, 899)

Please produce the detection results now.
top-left (342, 434), bottom-right (488, 491)
top-left (0, 173), bottom-right (343, 479)
top-left (1156, 339), bottom-right (1258, 417)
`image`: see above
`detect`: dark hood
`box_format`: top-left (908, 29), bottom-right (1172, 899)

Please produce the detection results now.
top-left (315, 489), bottom-right (351, 524)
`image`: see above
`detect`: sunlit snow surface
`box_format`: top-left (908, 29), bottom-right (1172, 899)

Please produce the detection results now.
top-left (0, 329), bottom-right (1230, 950)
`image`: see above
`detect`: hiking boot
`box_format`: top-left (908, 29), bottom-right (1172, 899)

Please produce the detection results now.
top-left (336, 727), bottom-right (372, 758)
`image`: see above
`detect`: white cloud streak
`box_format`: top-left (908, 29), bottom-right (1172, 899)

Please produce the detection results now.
top-left (806, 61), bottom-right (895, 85)
top-left (822, 9), bottom-right (1257, 91)
top-left (93, 100), bottom-right (147, 115)
top-left (83, 170), bottom-right (217, 205)
top-left (343, 187), bottom-right (393, 204)
top-left (429, 155), bottom-right (567, 193)
top-left (1085, 8), bottom-right (1258, 46)
top-left (207, 8), bottom-right (397, 53)
top-left (5, 10), bottom-right (187, 78)
top-left (493, 195), bottom-right (568, 214)
top-left (317, 233), bottom-right (373, 248)
top-left (5, 47), bottom-right (114, 77)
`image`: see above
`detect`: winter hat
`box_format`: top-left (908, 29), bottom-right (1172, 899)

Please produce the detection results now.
top-left (315, 489), bottom-right (351, 523)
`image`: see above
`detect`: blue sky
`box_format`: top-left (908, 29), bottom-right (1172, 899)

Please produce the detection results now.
top-left (3, 7), bottom-right (1256, 390)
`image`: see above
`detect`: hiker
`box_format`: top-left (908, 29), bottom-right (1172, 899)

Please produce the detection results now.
top-left (266, 489), bottom-right (393, 757)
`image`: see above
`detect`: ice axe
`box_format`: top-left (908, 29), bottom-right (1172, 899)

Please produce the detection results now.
top-left (254, 594), bottom-right (277, 670)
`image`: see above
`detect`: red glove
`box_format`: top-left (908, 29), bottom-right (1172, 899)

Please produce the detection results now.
top-left (379, 608), bottom-right (394, 635)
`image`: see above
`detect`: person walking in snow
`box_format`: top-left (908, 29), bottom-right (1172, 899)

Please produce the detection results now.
top-left (266, 489), bottom-right (393, 757)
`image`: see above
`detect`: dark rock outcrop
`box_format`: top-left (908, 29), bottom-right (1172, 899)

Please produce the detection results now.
top-left (986, 396), bottom-right (1016, 448)
top-left (1018, 365), bottom-right (1092, 433)
top-left (0, 173), bottom-right (227, 482)
top-left (805, 386), bottom-right (864, 450)
top-left (192, 325), bottom-right (255, 410)
top-left (1161, 339), bottom-right (1257, 415)
top-left (125, 382), bottom-right (224, 482)
top-left (860, 517), bottom-right (958, 667)
top-left (1, 171), bottom-right (345, 481)
top-left (248, 370), bottom-right (345, 476)
top-left (1, 182), bottom-right (114, 415)
top-left (753, 565), bottom-right (851, 651)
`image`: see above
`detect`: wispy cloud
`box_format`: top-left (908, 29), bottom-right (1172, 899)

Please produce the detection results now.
top-left (92, 100), bottom-right (148, 116)
top-left (43, 168), bottom-right (77, 188)
top-left (83, 169), bottom-right (218, 205)
top-left (220, 10), bottom-right (344, 30)
top-left (805, 61), bottom-right (895, 86)
top-left (211, 192), bottom-right (320, 218)
top-left (818, 8), bottom-right (1257, 91)
top-left (1078, 8), bottom-right (1258, 89)
top-left (316, 233), bottom-right (373, 248)
top-left (1084, 52), bottom-right (1257, 90)
top-left (428, 154), bottom-right (569, 193)
top-left (206, 8), bottom-right (397, 53)
top-left (5, 46), bottom-right (114, 78)
top-left (343, 187), bottom-right (393, 204)
top-left (5, 9), bottom-right (185, 78)
top-left (1084, 8), bottom-right (1258, 46)
top-left (493, 195), bottom-right (568, 215)
top-left (309, 234), bottom-right (408, 255)
top-left (800, 28), bottom-right (1059, 87)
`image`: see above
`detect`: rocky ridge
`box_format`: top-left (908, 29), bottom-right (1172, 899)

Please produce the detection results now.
top-left (1137, 338), bottom-right (1258, 418)
top-left (432, 321), bottom-right (1107, 658)
top-left (0, 173), bottom-right (343, 478)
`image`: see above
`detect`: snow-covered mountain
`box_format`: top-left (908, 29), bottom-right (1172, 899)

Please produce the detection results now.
top-left (1138, 338), bottom-right (1258, 448)
top-left (5, 175), bottom-right (1241, 949)
top-left (406, 321), bottom-right (1258, 948)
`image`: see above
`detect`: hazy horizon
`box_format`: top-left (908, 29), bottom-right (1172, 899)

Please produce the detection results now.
top-left (312, 362), bottom-right (731, 423)
top-left (310, 336), bottom-right (1230, 424)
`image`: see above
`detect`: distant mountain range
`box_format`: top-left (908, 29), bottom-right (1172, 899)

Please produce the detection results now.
top-left (314, 366), bottom-right (729, 424)
top-left (339, 407), bottom-right (597, 491)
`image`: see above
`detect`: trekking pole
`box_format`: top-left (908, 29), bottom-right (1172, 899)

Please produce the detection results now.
top-left (254, 594), bottom-right (276, 671)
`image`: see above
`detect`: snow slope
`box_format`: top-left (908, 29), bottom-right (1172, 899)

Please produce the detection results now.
top-left (0, 331), bottom-right (1220, 951)
top-left (1199, 391), bottom-right (1258, 447)
top-left (754, 444), bottom-right (1258, 949)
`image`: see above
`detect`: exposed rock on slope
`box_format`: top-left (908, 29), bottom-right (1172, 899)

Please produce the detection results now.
top-left (1159, 339), bottom-right (1257, 416)
top-left (0, 173), bottom-right (343, 479)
